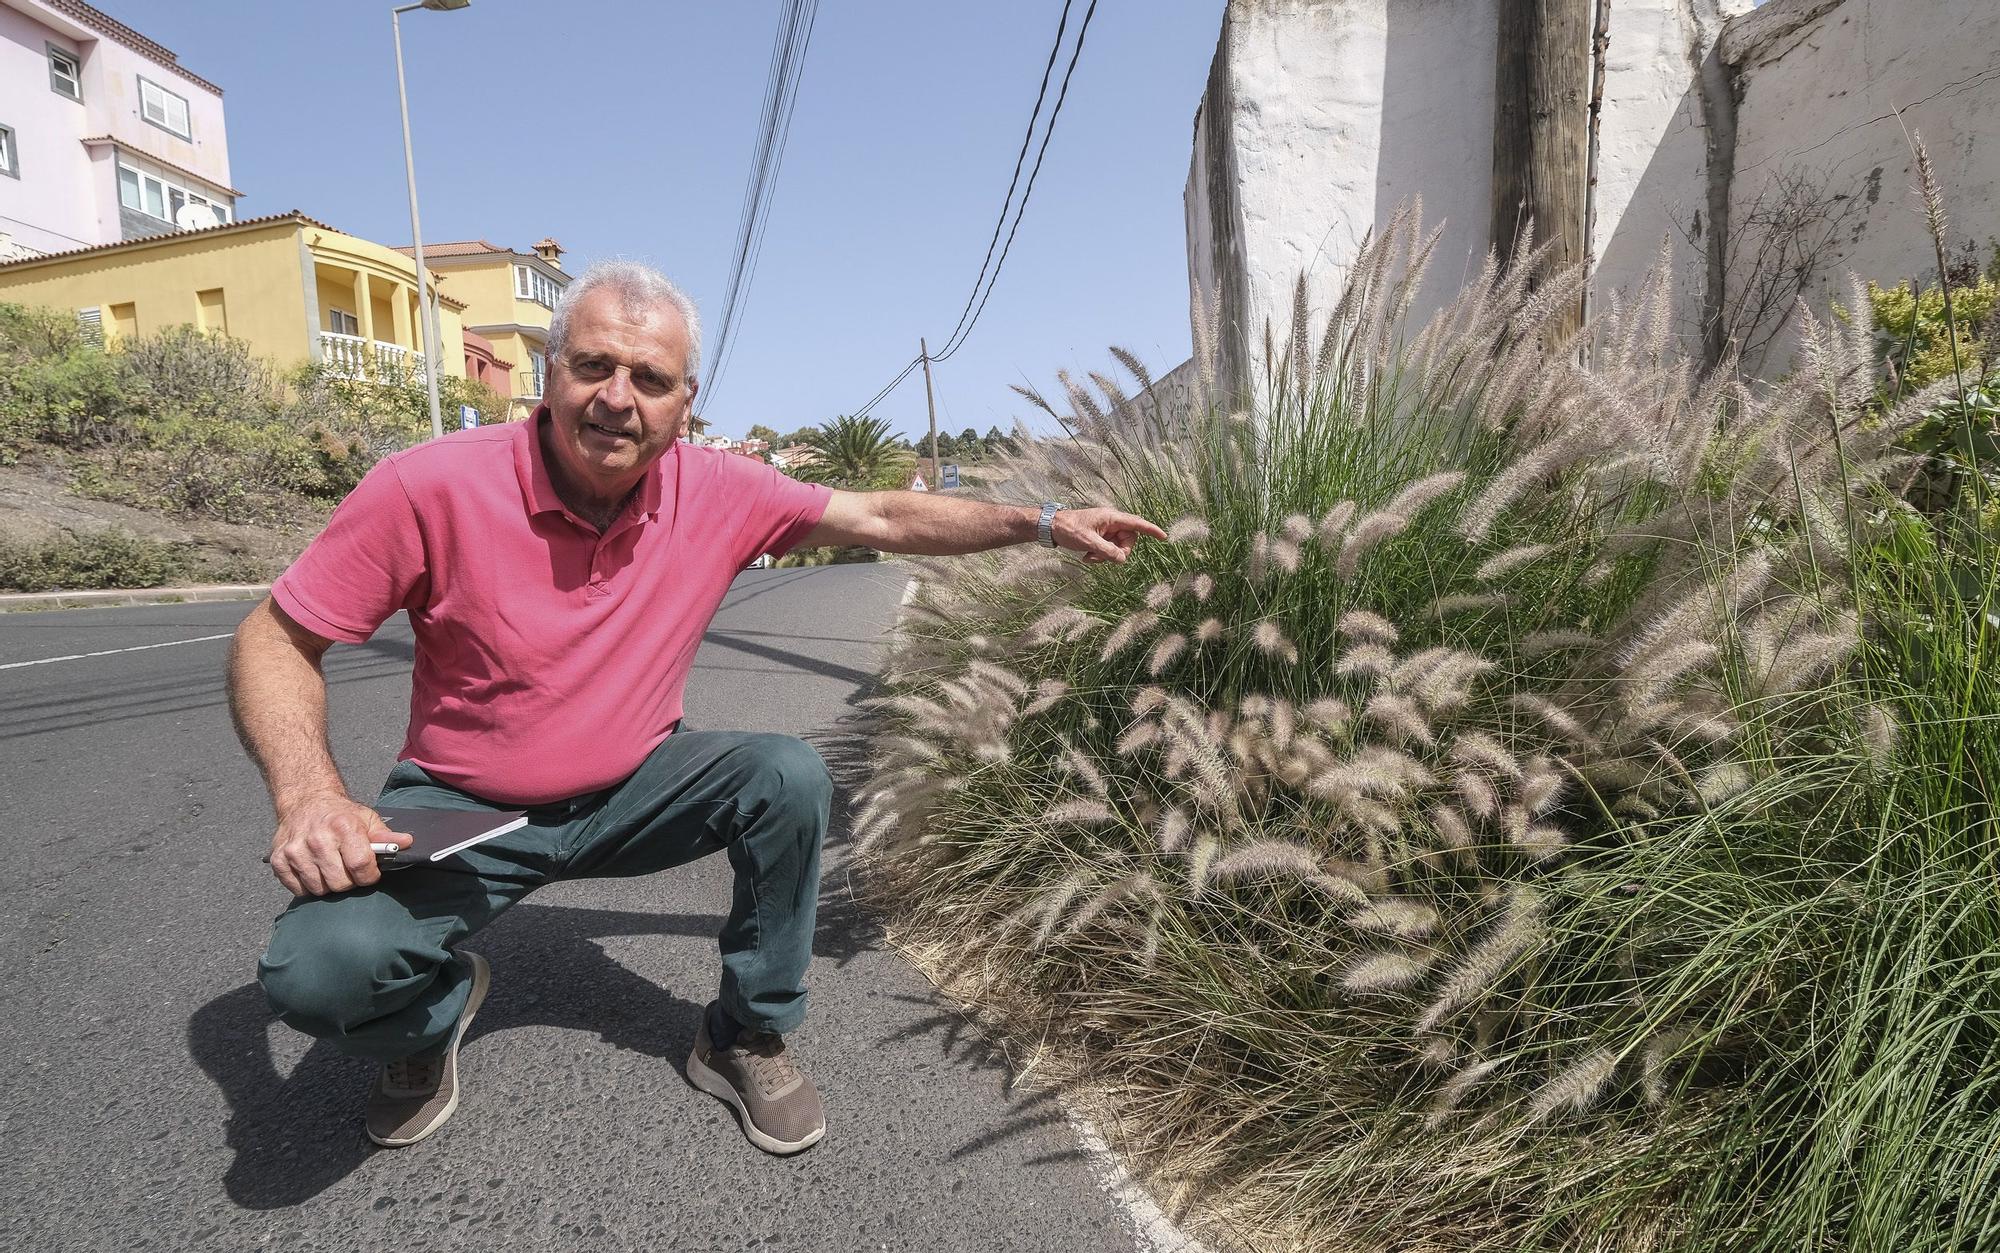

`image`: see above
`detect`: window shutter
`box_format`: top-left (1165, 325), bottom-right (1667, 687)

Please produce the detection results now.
top-left (77, 307), bottom-right (104, 349)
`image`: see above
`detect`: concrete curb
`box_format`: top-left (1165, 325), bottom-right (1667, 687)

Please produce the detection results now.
top-left (0, 583), bottom-right (270, 613)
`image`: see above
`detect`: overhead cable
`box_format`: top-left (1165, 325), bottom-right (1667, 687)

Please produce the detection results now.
top-left (931, 0), bottom-right (1097, 364)
top-left (697, 0), bottom-right (819, 416)
top-left (842, 0), bottom-right (1098, 420)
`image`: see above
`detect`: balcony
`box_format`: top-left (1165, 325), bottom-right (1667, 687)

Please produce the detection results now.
top-left (517, 370), bottom-right (546, 399)
top-left (320, 332), bottom-right (427, 383)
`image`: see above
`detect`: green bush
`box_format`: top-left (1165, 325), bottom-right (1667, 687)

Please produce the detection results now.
top-left (0, 527), bottom-right (192, 591)
top-left (0, 303), bottom-right (140, 453)
top-left (0, 304), bottom-right (514, 520)
top-left (857, 215), bottom-right (1990, 1250)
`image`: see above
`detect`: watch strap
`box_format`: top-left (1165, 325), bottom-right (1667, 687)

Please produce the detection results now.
top-left (1037, 501), bottom-right (1064, 547)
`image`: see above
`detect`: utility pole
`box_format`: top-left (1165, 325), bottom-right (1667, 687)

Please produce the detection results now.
top-left (1490, 0), bottom-right (1592, 341)
top-left (920, 337), bottom-right (941, 488)
top-left (391, 0), bottom-right (470, 441)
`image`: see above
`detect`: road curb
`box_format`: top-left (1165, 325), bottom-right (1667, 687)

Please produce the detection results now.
top-left (0, 583), bottom-right (270, 613)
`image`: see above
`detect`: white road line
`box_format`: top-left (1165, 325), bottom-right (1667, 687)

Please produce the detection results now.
top-left (0, 632), bottom-right (236, 672)
top-left (1064, 1099), bottom-right (1214, 1253)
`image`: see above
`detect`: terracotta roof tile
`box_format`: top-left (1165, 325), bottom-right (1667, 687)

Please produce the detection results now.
top-left (391, 240), bottom-right (509, 258)
top-left (0, 210), bottom-right (334, 272)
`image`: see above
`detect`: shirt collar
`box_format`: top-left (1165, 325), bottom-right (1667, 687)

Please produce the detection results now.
top-left (517, 404), bottom-right (669, 523)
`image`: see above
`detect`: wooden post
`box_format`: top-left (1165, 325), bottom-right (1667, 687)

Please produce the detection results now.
top-left (920, 337), bottom-right (941, 488)
top-left (1490, 0), bottom-right (1593, 339)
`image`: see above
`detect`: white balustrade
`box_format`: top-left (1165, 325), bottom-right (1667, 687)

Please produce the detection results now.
top-left (318, 331), bottom-right (429, 383)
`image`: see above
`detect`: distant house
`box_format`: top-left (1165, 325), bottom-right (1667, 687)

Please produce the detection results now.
top-left (0, 0), bottom-right (237, 260)
top-left (392, 237), bottom-right (569, 419)
top-left (771, 443), bottom-right (818, 472)
top-left (0, 209), bottom-right (469, 384)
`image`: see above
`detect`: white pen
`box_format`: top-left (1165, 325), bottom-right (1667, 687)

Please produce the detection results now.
top-left (371, 842), bottom-right (404, 854)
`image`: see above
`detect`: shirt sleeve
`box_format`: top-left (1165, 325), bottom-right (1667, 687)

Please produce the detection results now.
top-left (726, 454), bottom-right (833, 562)
top-left (270, 457), bottom-right (429, 643)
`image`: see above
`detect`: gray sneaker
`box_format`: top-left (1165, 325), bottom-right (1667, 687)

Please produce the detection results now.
top-left (365, 950), bottom-right (490, 1148)
top-left (685, 1002), bottom-right (826, 1155)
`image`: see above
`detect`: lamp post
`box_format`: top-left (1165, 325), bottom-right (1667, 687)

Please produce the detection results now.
top-left (392, 0), bottom-right (469, 441)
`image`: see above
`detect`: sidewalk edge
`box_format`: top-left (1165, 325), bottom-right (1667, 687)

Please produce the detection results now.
top-left (0, 583), bottom-right (270, 613)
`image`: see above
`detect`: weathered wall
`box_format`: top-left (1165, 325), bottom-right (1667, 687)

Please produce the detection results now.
top-left (1185, 0), bottom-right (1498, 393)
top-left (1719, 0), bottom-right (2000, 374)
top-left (1185, 0), bottom-right (1995, 386)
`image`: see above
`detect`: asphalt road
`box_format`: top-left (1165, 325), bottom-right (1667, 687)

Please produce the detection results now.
top-left (0, 564), bottom-right (1163, 1252)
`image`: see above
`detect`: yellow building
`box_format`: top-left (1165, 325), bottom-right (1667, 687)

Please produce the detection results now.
top-left (0, 210), bottom-right (467, 384)
top-left (394, 237), bottom-right (566, 418)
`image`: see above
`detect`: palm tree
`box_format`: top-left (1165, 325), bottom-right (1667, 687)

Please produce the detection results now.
top-left (794, 414), bottom-right (913, 490)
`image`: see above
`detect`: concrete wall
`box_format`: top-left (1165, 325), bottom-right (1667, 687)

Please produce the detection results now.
top-left (0, 220), bottom-right (311, 360)
top-left (1182, 0), bottom-right (1995, 386)
top-left (1185, 0), bottom-right (1500, 388)
top-left (1719, 0), bottom-right (2000, 373)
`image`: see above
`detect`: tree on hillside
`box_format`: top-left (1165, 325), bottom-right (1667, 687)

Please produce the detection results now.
top-left (747, 423), bottom-right (778, 442)
top-left (791, 414), bottom-right (914, 491)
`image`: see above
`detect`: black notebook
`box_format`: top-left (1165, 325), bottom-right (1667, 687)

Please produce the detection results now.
top-left (375, 807), bottom-right (528, 866)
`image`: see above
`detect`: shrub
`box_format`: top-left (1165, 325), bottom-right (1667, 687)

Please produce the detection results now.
top-left (0, 527), bottom-right (191, 591)
top-left (121, 324), bottom-right (285, 418)
top-left (0, 304), bottom-right (140, 452)
top-left (856, 214), bottom-right (1987, 1249)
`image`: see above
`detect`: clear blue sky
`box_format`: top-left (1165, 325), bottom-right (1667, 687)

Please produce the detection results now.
top-left (134, 1), bottom-right (1228, 443)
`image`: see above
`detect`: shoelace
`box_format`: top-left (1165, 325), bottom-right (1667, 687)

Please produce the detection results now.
top-left (383, 1053), bottom-right (442, 1094)
top-left (734, 1032), bottom-right (801, 1093)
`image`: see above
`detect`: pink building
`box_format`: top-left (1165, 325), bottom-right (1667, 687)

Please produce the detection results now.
top-left (0, 0), bottom-right (235, 260)
top-left (461, 329), bottom-right (513, 399)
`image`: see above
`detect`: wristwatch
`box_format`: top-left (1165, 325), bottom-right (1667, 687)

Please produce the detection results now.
top-left (1037, 501), bottom-right (1064, 548)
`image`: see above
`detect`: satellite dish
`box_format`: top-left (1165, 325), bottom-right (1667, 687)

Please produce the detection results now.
top-left (174, 202), bottom-right (220, 231)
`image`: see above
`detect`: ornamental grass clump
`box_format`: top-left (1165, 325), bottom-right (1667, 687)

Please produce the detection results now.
top-left (855, 209), bottom-right (1997, 1250)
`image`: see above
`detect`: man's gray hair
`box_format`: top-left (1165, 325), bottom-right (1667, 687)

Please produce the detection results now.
top-left (546, 261), bottom-right (703, 381)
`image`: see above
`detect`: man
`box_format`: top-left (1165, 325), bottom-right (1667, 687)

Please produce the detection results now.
top-left (230, 261), bottom-right (1163, 1156)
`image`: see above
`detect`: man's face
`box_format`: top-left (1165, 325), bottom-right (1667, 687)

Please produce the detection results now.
top-left (543, 288), bottom-right (696, 500)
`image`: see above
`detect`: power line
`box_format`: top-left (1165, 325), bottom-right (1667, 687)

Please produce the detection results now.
top-left (932, 0), bottom-right (1097, 364)
top-left (698, 0), bottom-right (818, 416)
top-left (851, 356), bottom-right (923, 421)
top-left (843, 0), bottom-right (1098, 420)
top-left (930, 0), bottom-right (1075, 360)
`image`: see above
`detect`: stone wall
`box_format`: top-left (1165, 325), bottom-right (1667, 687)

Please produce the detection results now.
top-left (1184, 0), bottom-right (1998, 388)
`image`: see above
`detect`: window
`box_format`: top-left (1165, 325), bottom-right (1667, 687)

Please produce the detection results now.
top-left (116, 161), bottom-right (231, 224)
top-left (138, 77), bottom-right (191, 139)
top-left (528, 349), bottom-right (547, 396)
top-left (514, 264), bottom-right (562, 309)
top-left (328, 308), bottom-right (360, 337)
top-left (77, 308), bottom-right (104, 349)
top-left (48, 45), bottom-right (81, 101)
top-left (0, 126), bottom-right (15, 179)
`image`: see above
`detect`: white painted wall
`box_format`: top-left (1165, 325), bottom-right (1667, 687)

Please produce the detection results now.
top-left (1721, 0), bottom-right (2000, 373)
top-left (1588, 0), bottom-right (1716, 338)
top-left (1185, 0), bottom-right (1498, 381)
top-left (1183, 0), bottom-right (1995, 385)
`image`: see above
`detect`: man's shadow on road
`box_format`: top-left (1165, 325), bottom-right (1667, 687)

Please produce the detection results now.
top-left (190, 726), bottom-right (890, 1211)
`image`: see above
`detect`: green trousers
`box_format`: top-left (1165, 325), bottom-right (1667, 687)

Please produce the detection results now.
top-left (257, 731), bottom-right (830, 1061)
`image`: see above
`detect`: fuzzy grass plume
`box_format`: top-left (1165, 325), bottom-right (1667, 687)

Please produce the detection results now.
top-left (853, 209), bottom-right (1996, 1251)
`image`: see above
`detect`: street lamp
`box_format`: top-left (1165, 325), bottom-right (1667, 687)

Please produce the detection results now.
top-left (392, 0), bottom-right (470, 441)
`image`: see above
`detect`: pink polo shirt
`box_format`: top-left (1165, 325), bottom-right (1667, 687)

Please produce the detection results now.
top-left (271, 409), bottom-right (831, 805)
